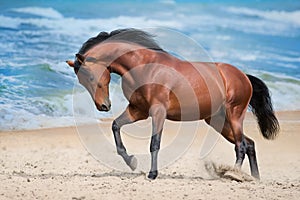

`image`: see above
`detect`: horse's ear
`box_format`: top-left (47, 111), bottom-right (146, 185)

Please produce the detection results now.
top-left (76, 53), bottom-right (85, 64)
top-left (66, 60), bottom-right (75, 67)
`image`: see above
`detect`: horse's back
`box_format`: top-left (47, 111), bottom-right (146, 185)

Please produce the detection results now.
top-left (168, 61), bottom-right (252, 120)
top-left (166, 61), bottom-right (226, 120)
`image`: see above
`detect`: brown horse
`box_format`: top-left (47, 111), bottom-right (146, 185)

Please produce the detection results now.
top-left (66, 29), bottom-right (279, 180)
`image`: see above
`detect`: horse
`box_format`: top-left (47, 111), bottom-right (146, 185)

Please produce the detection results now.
top-left (66, 28), bottom-right (279, 180)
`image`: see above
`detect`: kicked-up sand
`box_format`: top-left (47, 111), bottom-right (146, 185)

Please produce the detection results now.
top-left (0, 111), bottom-right (299, 199)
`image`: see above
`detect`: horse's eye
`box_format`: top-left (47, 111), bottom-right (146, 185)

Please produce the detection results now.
top-left (89, 76), bottom-right (95, 82)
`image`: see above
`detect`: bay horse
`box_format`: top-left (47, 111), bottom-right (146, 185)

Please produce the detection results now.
top-left (66, 28), bottom-right (279, 180)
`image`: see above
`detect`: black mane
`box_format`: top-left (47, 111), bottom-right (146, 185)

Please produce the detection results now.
top-left (78, 28), bottom-right (164, 55)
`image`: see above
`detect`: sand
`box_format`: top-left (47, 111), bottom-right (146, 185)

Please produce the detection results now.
top-left (0, 111), bottom-right (299, 200)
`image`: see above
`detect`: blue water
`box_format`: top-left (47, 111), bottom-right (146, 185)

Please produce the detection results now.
top-left (0, 0), bottom-right (300, 130)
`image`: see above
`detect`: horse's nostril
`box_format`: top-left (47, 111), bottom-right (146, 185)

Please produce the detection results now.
top-left (96, 102), bottom-right (110, 112)
top-left (100, 104), bottom-right (109, 111)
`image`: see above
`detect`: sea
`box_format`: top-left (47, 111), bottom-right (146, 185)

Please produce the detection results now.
top-left (0, 0), bottom-right (299, 130)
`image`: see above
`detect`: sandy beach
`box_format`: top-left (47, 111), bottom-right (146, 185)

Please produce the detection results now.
top-left (0, 111), bottom-right (299, 200)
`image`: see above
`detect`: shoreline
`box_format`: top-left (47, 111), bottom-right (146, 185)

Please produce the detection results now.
top-left (1, 110), bottom-right (299, 133)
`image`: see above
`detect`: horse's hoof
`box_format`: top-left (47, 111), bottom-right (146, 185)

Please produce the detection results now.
top-left (128, 155), bottom-right (137, 171)
top-left (147, 170), bottom-right (158, 180)
top-left (252, 173), bottom-right (260, 181)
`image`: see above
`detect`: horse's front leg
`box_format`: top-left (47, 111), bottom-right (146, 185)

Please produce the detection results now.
top-left (148, 104), bottom-right (166, 180)
top-left (112, 105), bottom-right (146, 171)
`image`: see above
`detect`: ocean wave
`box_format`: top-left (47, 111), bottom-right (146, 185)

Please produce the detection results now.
top-left (1, 4), bottom-right (299, 131)
top-left (2, 6), bottom-right (299, 38)
top-left (246, 70), bottom-right (300, 110)
top-left (0, 15), bottom-right (181, 38)
top-left (45, 61), bottom-right (76, 79)
top-left (160, 0), bottom-right (176, 5)
top-left (12, 7), bottom-right (64, 19)
top-left (246, 51), bottom-right (300, 64)
top-left (0, 93), bottom-right (74, 130)
top-left (227, 7), bottom-right (300, 27)
top-left (73, 81), bottom-right (127, 119)
top-left (0, 78), bottom-right (127, 130)
top-left (0, 15), bottom-right (21, 29)
top-left (0, 106), bottom-right (75, 131)
top-left (268, 62), bottom-right (298, 70)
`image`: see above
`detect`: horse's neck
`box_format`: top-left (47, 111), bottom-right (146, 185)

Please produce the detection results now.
top-left (108, 43), bottom-right (161, 76)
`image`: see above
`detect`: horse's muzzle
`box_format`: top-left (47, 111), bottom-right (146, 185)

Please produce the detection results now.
top-left (96, 100), bottom-right (111, 112)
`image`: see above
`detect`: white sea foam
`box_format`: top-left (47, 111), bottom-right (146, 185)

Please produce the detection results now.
top-left (12, 7), bottom-right (64, 19)
top-left (246, 70), bottom-right (300, 111)
top-left (72, 80), bottom-right (128, 120)
top-left (270, 62), bottom-right (299, 70)
top-left (215, 35), bottom-right (232, 41)
top-left (0, 15), bottom-right (182, 37)
top-left (268, 81), bottom-right (300, 110)
top-left (0, 108), bottom-right (76, 130)
top-left (227, 7), bottom-right (300, 27)
top-left (0, 15), bottom-right (21, 29)
top-left (0, 101), bottom-right (73, 130)
top-left (0, 90), bottom-right (105, 130)
top-left (159, 0), bottom-right (176, 5)
top-left (48, 61), bottom-right (76, 79)
top-left (269, 54), bottom-right (300, 63)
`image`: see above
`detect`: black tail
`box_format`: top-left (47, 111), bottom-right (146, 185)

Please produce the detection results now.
top-left (246, 74), bottom-right (280, 139)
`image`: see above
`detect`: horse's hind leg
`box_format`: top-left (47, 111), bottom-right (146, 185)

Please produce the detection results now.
top-left (205, 109), bottom-right (260, 179)
top-left (226, 104), bottom-right (260, 179)
top-left (112, 104), bottom-right (147, 171)
top-left (244, 136), bottom-right (260, 178)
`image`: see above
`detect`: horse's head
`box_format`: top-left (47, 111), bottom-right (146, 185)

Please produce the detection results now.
top-left (67, 53), bottom-right (111, 112)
